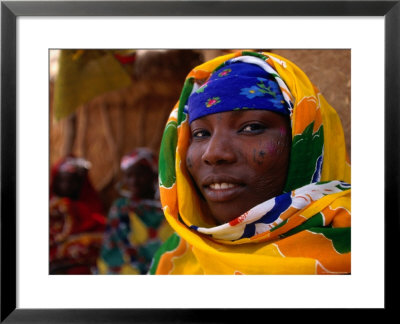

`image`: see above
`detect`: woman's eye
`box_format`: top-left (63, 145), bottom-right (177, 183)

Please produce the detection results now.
top-left (240, 123), bottom-right (266, 133)
top-left (193, 130), bottom-right (210, 138)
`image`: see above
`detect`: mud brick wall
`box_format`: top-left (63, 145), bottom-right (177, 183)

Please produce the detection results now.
top-left (270, 49), bottom-right (351, 160)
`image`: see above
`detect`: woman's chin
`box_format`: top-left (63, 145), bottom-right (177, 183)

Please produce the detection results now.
top-left (209, 208), bottom-right (246, 225)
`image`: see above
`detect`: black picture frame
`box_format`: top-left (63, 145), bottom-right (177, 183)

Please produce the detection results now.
top-left (1, 0), bottom-right (399, 322)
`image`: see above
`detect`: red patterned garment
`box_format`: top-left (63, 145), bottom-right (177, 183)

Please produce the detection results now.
top-left (49, 156), bottom-right (106, 274)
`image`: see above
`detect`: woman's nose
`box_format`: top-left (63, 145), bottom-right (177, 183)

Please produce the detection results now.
top-left (202, 134), bottom-right (237, 165)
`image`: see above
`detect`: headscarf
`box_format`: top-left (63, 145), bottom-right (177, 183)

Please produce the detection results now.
top-left (187, 59), bottom-right (291, 123)
top-left (151, 51), bottom-right (351, 275)
top-left (120, 147), bottom-right (158, 174)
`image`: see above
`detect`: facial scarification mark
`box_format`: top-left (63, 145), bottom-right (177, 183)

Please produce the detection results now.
top-left (266, 141), bottom-right (277, 155)
top-left (280, 126), bottom-right (287, 137)
top-left (187, 156), bottom-right (193, 169)
top-left (253, 148), bottom-right (265, 165)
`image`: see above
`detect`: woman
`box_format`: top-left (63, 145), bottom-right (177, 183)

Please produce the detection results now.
top-left (49, 156), bottom-right (106, 274)
top-left (97, 148), bottom-right (172, 274)
top-left (150, 51), bottom-right (351, 275)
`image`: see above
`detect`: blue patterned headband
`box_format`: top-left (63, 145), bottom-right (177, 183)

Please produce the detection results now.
top-left (187, 58), bottom-right (291, 123)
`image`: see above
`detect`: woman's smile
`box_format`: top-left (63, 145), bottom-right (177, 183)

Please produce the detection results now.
top-left (186, 109), bottom-right (291, 224)
top-left (203, 184), bottom-right (245, 203)
top-left (201, 176), bottom-right (246, 202)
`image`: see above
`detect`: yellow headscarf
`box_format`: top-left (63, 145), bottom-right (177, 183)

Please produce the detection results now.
top-left (150, 51), bottom-right (351, 275)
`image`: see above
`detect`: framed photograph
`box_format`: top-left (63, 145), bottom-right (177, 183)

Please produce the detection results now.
top-left (1, 0), bottom-right (398, 322)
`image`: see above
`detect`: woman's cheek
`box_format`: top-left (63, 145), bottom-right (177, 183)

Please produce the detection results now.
top-left (255, 137), bottom-right (280, 165)
top-left (271, 129), bottom-right (291, 156)
top-left (252, 147), bottom-right (267, 166)
top-left (186, 145), bottom-right (197, 171)
top-left (253, 138), bottom-right (289, 169)
top-left (186, 154), bottom-right (193, 169)
top-left (266, 140), bottom-right (279, 155)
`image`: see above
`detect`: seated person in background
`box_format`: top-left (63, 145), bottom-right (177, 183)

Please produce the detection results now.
top-left (150, 51), bottom-right (351, 275)
top-left (98, 148), bottom-right (173, 274)
top-left (49, 156), bottom-right (106, 274)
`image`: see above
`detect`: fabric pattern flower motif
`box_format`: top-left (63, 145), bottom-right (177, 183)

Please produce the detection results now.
top-left (240, 86), bottom-right (265, 99)
top-left (205, 97), bottom-right (221, 108)
top-left (196, 82), bottom-right (208, 94)
top-left (256, 78), bottom-right (278, 97)
top-left (218, 68), bottom-right (232, 77)
top-left (266, 97), bottom-right (286, 110)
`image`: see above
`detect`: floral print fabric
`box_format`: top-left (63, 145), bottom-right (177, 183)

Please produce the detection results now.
top-left (187, 58), bottom-right (291, 123)
top-left (97, 198), bottom-right (172, 274)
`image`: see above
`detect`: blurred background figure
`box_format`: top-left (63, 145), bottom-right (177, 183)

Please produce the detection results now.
top-left (97, 148), bottom-right (172, 274)
top-left (49, 156), bottom-right (107, 274)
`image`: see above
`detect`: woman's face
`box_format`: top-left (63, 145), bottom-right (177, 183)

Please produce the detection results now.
top-left (186, 110), bottom-right (291, 224)
top-left (54, 171), bottom-right (84, 200)
top-left (124, 162), bottom-right (156, 199)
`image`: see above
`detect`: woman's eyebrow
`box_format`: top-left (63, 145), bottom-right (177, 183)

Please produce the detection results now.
top-left (189, 119), bottom-right (209, 130)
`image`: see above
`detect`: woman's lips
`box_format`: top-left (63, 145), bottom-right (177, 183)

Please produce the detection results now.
top-left (209, 182), bottom-right (235, 190)
top-left (202, 182), bottom-right (245, 202)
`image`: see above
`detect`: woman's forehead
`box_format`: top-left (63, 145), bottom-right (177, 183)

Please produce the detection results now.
top-left (190, 109), bottom-right (290, 126)
top-left (56, 171), bottom-right (81, 183)
top-left (124, 161), bottom-right (153, 174)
